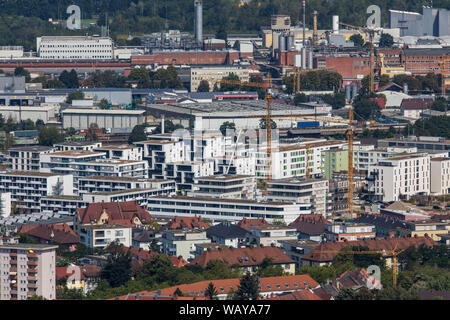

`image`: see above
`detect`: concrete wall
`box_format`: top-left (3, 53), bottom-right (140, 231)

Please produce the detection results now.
top-left (62, 110), bottom-right (144, 130)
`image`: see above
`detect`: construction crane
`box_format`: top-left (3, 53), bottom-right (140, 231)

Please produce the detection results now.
top-left (339, 22), bottom-right (381, 94)
top-left (314, 245), bottom-right (406, 289)
top-left (313, 11), bottom-right (319, 48)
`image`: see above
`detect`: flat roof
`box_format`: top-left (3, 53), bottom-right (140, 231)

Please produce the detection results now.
top-left (81, 176), bottom-right (168, 183)
top-left (55, 141), bottom-right (100, 147)
top-left (8, 146), bottom-right (53, 152)
top-left (95, 145), bottom-right (138, 150)
top-left (0, 171), bottom-right (63, 177)
top-left (195, 175), bottom-right (254, 181)
top-left (82, 224), bottom-right (131, 229)
top-left (151, 195), bottom-right (294, 206)
top-left (282, 239), bottom-right (321, 248)
top-left (62, 109), bottom-right (145, 115)
top-left (49, 151), bottom-right (105, 157)
top-left (0, 244), bottom-right (59, 250)
top-left (249, 225), bottom-right (296, 231)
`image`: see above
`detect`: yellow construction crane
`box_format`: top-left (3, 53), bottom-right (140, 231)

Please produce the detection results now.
top-left (339, 22), bottom-right (381, 94)
top-left (316, 245), bottom-right (406, 289)
top-left (313, 11), bottom-right (319, 48)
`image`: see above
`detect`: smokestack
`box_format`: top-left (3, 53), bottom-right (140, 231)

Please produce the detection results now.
top-left (194, 0), bottom-right (203, 44)
top-left (301, 47), bottom-right (306, 70)
top-left (302, 0), bottom-right (306, 48)
top-left (332, 15), bottom-right (339, 34)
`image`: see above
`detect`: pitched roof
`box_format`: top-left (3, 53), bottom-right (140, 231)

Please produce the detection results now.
top-left (189, 246), bottom-right (295, 268)
top-left (164, 216), bottom-right (210, 230)
top-left (385, 201), bottom-right (428, 215)
top-left (77, 201), bottom-right (151, 226)
top-left (237, 218), bottom-right (271, 232)
top-left (206, 222), bottom-right (249, 239)
top-left (19, 223), bottom-right (79, 244)
top-left (56, 265), bottom-right (100, 280)
top-left (302, 236), bottom-right (436, 263)
top-left (112, 274), bottom-right (319, 299)
top-left (264, 289), bottom-right (323, 300)
top-left (123, 247), bottom-right (188, 269)
top-left (288, 215), bottom-right (329, 235)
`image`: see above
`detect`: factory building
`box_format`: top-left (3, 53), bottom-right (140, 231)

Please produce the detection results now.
top-left (62, 108), bottom-right (145, 130)
top-left (37, 36), bottom-right (114, 60)
top-left (389, 7), bottom-right (450, 37)
top-left (190, 65), bottom-right (250, 92)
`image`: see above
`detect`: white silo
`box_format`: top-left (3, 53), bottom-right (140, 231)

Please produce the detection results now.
top-left (332, 15), bottom-right (339, 34)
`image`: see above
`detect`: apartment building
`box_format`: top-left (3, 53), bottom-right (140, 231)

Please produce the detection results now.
top-left (37, 36), bottom-right (113, 60)
top-left (77, 176), bottom-right (176, 195)
top-left (0, 172), bottom-right (73, 213)
top-left (79, 224), bottom-right (132, 249)
top-left (54, 141), bottom-right (102, 152)
top-left (323, 149), bottom-right (348, 180)
top-left (40, 151), bottom-right (148, 190)
top-left (405, 220), bottom-right (450, 241)
top-left (430, 157), bottom-right (450, 195)
top-left (93, 145), bottom-right (143, 161)
top-left (266, 178), bottom-right (329, 217)
top-left (7, 146), bottom-right (54, 172)
top-left (248, 225), bottom-right (298, 247)
top-left (147, 195), bottom-right (303, 224)
top-left (187, 175), bottom-right (256, 199)
top-left (367, 154), bottom-right (431, 202)
top-left (0, 244), bottom-right (58, 300)
top-left (378, 136), bottom-right (450, 154)
top-left (160, 229), bottom-right (210, 261)
top-left (255, 140), bottom-right (346, 180)
top-left (324, 223), bottom-right (376, 242)
top-left (190, 65), bottom-right (250, 92)
top-left (281, 240), bottom-right (321, 268)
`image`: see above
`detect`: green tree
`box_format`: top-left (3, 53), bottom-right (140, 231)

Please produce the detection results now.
top-left (128, 67), bottom-right (150, 88)
top-left (379, 33), bottom-right (394, 48)
top-left (219, 121), bottom-right (236, 136)
top-left (38, 126), bottom-right (65, 146)
top-left (98, 98), bottom-right (109, 109)
top-left (350, 34), bottom-right (364, 47)
top-left (100, 241), bottom-right (132, 288)
top-left (128, 124), bottom-right (148, 144)
top-left (293, 93), bottom-right (307, 105)
top-left (322, 93), bottom-right (346, 109)
top-left (259, 118), bottom-right (277, 129)
top-left (14, 67), bottom-right (31, 82)
top-left (85, 123), bottom-right (99, 142)
top-left (59, 70), bottom-right (79, 88)
top-left (353, 98), bottom-right (381, 120)
top-left (234, 273), bottom-right (260, 300)
top-left (205, 282), bottom-right (219, 300)
top-left (220, 73), bottom-right (241, 91)
top-left (197, 80), bottom-right (210, 92)
top-left (66, 91), bottom-right (84, 104)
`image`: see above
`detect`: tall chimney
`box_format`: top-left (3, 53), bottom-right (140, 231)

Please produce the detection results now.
top-left (194, 0), bottom-right (203, 44)
top-left (332, 15), bottom-right (339, 34)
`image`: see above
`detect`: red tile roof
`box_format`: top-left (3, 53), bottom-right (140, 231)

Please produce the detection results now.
top-left (189, 246), bottom-right (295, 268)
top-left (302, 236), bottom-right (436, 263)
top-left (237, 218), bottom-right (271, 232)
top-left (77, 201), bottom-right (151, 226)
top-left (289, 215), bottom-right (329, 235)
top-left (164, 216), bottom-right (210, 230)
top-left (264, 289), bottom-right (323, 300)
top-left (111, 274), bottom-right (319, 300)
top-left (56, 265), bottom-right (100, 281)
top-left (19, 223), bottom-right (79, 244)
top-left (401, 98), bottom-right (434, 110)
top-left (123, 247), bottom-right (188, 269)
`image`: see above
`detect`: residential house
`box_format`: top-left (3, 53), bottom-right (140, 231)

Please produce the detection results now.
top-left (205, 221), bottom-right (249, 248)
top-left (248, 225), bottom-right (298, 247)
top-left (160, 229), bottom-right (211, 261)
top-left (288, 214), bottom-right (329, 242)
top-left (56, 265), bottom-right (100, 294)
top-left (18, 223), bottom-right (79, 251)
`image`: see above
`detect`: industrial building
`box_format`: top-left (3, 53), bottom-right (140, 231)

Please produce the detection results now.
top-left (389, 7), bottom-right (450, 37)
top-left (190, 65), bottom-right (250, 92)
top-left (37, 36), bottom-right (114, 60)
top-left (62, 108), bottom-right (145, 130)
top-left (145, 100), bottom-right (329, 131)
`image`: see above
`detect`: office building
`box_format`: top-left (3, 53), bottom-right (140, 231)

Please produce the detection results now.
top-left (37, 36), bottom-right (114, 60)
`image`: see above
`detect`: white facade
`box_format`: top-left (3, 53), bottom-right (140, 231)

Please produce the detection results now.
top-left (0, 46), bottom-right (24, 59)
top-left (148, 196), bottom-right (304, 224)
top-left (8, 146), bottom-right (54, 172)
top-left (93, 145), bottom-right (143, 161)
top-left (0, 172), bottom-right (73, 213)
top-left (248, 226), bottom-right (298, 247)
top-left (0, 193), bottom-right (11, 218)
top-left (62, 109), bottom-right (145, 130)
top-left (160, 229), bottom-right (210, 261)
top-left (430, 157), bottom-right (450, 195)
top-left (188, 175), bottom-right (256, 200)
top-left (325, 223), bottom-right (376, 242)
top-left (353, 145), bottom-right (419, 173)
top-left (37, 36), bottom-right (113, 60)
top-left (79, 225), bottom-right (132, 249)
top-left (190, 65), bottom-right (250, 92)
top-left (368, 154), bottom-right (431, 202)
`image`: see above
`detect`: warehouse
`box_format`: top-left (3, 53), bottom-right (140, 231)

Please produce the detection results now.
top-left (145, 100), bottom-right (329, 130)
top-left (62, 108), bottom-right (145, 130)
top-left (0, 104), bottom-right (58, 123)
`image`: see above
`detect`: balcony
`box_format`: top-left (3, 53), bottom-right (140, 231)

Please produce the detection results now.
top-left (27, 283), bottom-right (38, 289)
top-left (27, 253), bottom-right (38, 259)
top-left (27, 268), bottom-right (38, 274)
top-left (27, 260), bottom-right (38, 266)
top-left (9, 252), bottom-right (17, 257)
top-left (9, 267), bottom-right (17, 273)
top-left (27, 276), bottom-right (38, 281)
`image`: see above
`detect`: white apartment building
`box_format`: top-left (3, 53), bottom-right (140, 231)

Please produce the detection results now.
top-left (190, 65), bottom-right (250, 92)
top-left (78, 176), bottom-right (176, 195)
top-left (37, 36), bottom-right (114, 60)
top-left (248, 225), bottom-right (298, 247)
top-left (0, 244), bottom-right (58, 300)
top-left (0, 172), bottom-right (73, 213)
top-left (325, 223), bottom-right (376, 242)
top-left (54, 141), bottom-right (102, 152)
top-left (40, 151), bottom-right (148, 191)
top-left (256, 140), bottom-right (346, 180)
top-left (93, 145), bottom-right (143, 161)
top-left (266, 178), bottom-right (329, 217)
top-left (187, 175), bottom-right (256, 200)
top-left (8, 146), bottom-right (54, 172)
top-left (0, 193), bottom-right (11, 218)
top-left (353, 144), bottom-right (419, 173)
top-left (368, 154), bottom-right (431, 202)
top-left (79, 225), bottom-right (132, 249)
top-left (430, 157), bottom-right (450, 195)
top-left (160, 229), bottom-right (211, 261)
top-left (148, 195), bottom-right (304, 224)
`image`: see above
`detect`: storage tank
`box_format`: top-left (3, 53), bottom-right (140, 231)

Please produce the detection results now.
top-left (287, 35), bottom-right (294, 51)
top-left (352, 84), bottom-right (358, 100)
top-left (332, 15), bottom-right (339, 34)
top-left (403, 83), bottom-right (408, 94)
top-left (301, 47), bottom-right (306, 70)
top-left (345, 84), bottom-right (351, 102)
top-left (278, 35), bottom-right (286, 51)
top-left (294, 54), bottom-right (301, 67)
top-left (308, 50), bottom-right (313, 69)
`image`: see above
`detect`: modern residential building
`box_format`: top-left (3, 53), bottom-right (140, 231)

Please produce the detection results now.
top-left (160, 229), bottom-right (210, 261)
top-left (323, 149), bottom-right (348, 180)
top-left (147, 195), bottom-right (305, 224)
top-left (404, 220), bottom-right (449, 241)
top-left (367, 154), bottom-right (431, 202)
top-left (378, 136), bottom-right (450, 154)
top-left (7, 146), bottom-right (54, 172)
top-left (54, 141), bottom-right (103, 152)
top-left (430, 157), bottom-right (450, 195)
top-left (266, 178), bottom-right (329, 217)
top-left (93, 145), bottom-right (143, 161)
top-left (0, 244), bottom-right (58, 300)
top-left (248, 225), bottom-right (298, 247)
top-left (281, 240), bottom-right (321, 268)
top-left (37, 36), bottom-right (114, 60)
top-left (79, 224), bottom-right (132, 249)
top-left (187, 175), bottom-right (256, 199)
top-left (0, 171), bottom-right (73, 214)
top-left (324, 223), bottom-right (376, 242)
